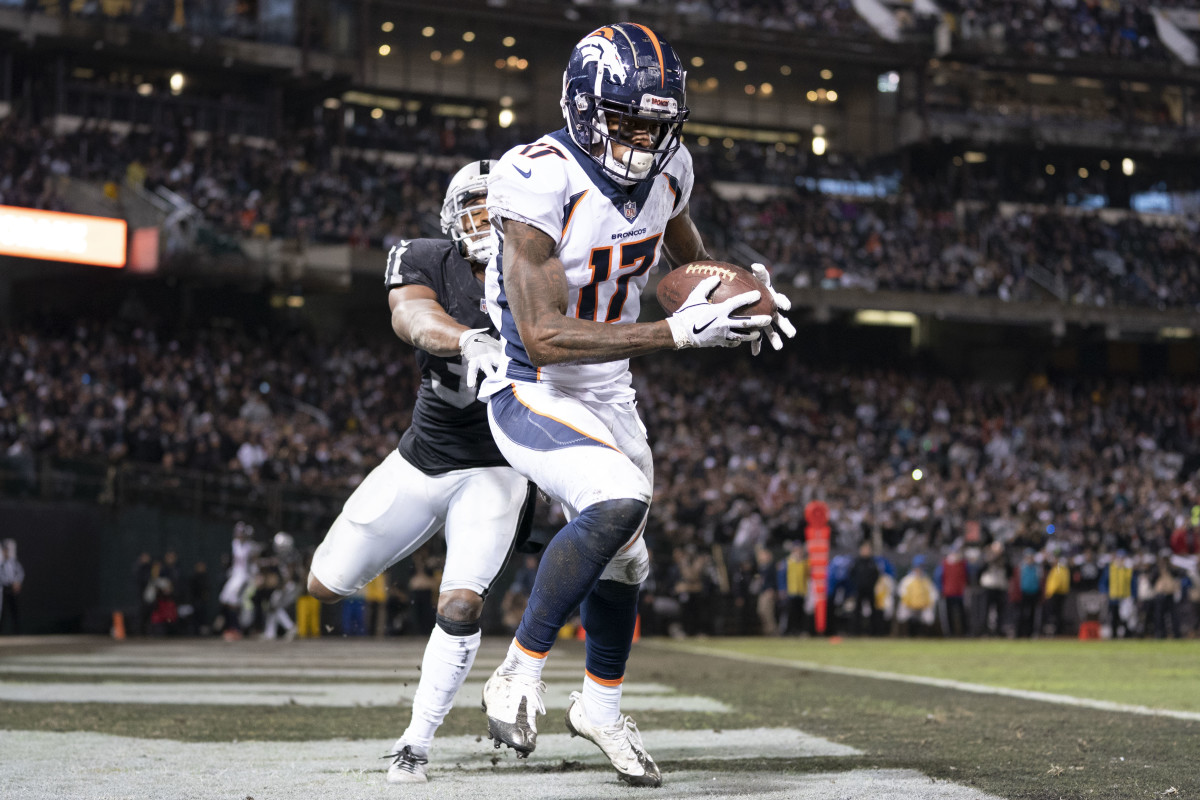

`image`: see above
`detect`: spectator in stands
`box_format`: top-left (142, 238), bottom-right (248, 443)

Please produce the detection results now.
top-left (1043, 550), bottom-right (1072, 636)
top-left (978, 542), bottom-right (1010, 637)
top-left (896, 555), bottom-right (938, 636)
top-left (753, 545), bottom-right (779, 636)
top-left (938, 545), bottom-right (970, 637)
top-left (780, 541), bottom-right (808, 635)
top-left (1149, 553), bottom-right (1183, 639)
top-left (849, 542), bottom-right (880, 636)
top-left (0, 539), bottom-right (24, 634)
top-left (1101, 550), bottom-right (1135, 639)
top-left (1015, 549), bottom-right (1043, 638)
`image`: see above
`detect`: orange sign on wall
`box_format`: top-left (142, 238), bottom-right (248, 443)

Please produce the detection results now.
top-left (0, 205), bottom-right (127, 268)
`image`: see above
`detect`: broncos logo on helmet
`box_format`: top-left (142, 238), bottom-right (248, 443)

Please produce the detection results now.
top-left (577, 29), bottom-right (629, 93)
top-left (561, 22), bottom-right (689, 185)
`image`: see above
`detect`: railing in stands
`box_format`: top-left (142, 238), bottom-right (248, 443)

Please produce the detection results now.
top-left (0, 458), bottom-right (350, 534)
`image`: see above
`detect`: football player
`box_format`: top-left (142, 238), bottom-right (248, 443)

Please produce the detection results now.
top-left (307, 160), bottom-right (537, 784)
top-left (477, 22), bottom-right (794, 787)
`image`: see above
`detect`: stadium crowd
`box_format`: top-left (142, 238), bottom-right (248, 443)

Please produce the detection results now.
top-left (940, 0), bottom-right (1171, 63)
top-left (5, 114), bottom-right (1200, 311)
top-left (2, 314), bottom-right (1198, 638)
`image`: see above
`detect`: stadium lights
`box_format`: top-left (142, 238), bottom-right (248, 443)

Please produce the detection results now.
top-left (813, 124), bottom-right (826, 136)
top-left (1122, 158), bottom-right (1135, 176)
top-left (422, 26), bottom-right (435, 37)
top-left (780, 65), bottom-right (792, 76)
top-left (137, 82), bottom-right (153, 96)
top-left (964, 151), bottom-right (986, 163)
top-left (381, 21), bottom-right (393, 32)
top-left (498, 109), bottom-right (515, 128)
top-left (502, 36), bottom-right (515, 47)
top-left (169, 72), bottom-right (184, 94)
top-left (1159, 327), bottom-right (1194, 339)
top-left (912, 468), bottom-right (924, 481)
top-left (854, 309), bottom-right (917, 327)
top-left (691, 56), bottom-right (704, 67)
top-left (811, 135), bottom-right (826, 155)
top-left (820, 69), bottom-right (833, 80)
top-left (463, 31), bottom-right (475, 42)
top-left (734, 60), bottom-right (747, 72)
top-left (378, 44), bottom-right (391, 56)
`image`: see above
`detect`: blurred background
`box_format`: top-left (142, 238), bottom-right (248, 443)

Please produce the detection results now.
top-left (0, 0), bottom-right (1197, 642)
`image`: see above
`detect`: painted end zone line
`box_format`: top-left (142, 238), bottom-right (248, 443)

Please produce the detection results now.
top-left (654, 642), bottom-right (1200, 722)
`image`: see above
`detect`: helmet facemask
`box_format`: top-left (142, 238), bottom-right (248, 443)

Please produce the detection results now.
top-left (566, 87), bottom-right (687, 186)
top-left (440, 161), bottom-right (497, 265)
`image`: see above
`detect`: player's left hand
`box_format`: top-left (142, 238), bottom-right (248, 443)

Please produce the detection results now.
top-left (459, 328), bottom-right (502, 389)
top-left (749, 263), bottom-right (796, 356)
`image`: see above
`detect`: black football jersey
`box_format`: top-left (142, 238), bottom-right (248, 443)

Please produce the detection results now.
top-left (385, 238), bottom-right (507, 474)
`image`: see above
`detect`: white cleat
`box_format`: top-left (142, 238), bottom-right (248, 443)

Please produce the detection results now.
top-left (384, 741), bottom-right (428, 784)
top-left (565, 691), bottom-right (662, 787)
top-left (481, 666), bottom-right (546, 758)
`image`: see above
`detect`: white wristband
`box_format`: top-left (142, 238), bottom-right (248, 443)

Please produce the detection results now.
top-left (665, 316), bottom-right (695, 350)
top-left (457, 327), bottom-right (490, 349)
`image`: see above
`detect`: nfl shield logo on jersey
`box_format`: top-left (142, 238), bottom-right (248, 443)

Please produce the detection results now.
top-left (622, 200), bottom-right (638, 220)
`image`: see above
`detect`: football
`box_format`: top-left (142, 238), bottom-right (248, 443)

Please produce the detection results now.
top-left (656, 260), bottom-right (776, 317)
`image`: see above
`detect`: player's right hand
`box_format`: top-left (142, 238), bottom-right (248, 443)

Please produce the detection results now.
top-left (665, 276), bottom-right (771, 350)
top-left (459, 328), bottom-right (502, 388)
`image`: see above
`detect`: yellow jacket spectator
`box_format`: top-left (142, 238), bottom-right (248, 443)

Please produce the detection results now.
top-left (1044, 562), bottom-right (1071, 598)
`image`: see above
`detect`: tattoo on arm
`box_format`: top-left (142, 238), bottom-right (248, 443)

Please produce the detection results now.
top-left (502, 220), bottom-right (675, 365)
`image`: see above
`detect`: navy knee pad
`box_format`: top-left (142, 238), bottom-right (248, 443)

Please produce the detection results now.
top-left (514, 498), bottom-right (648, 654)
top-left (574, 498), bottom-right (648, 563)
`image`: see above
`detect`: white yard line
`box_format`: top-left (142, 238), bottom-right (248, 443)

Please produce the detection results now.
top-left (656, 642), bottom-right (1200, 722)
top-left (0, 679), bottom-right (730, 711)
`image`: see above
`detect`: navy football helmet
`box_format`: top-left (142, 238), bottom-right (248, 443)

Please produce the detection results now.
top-left (561, 23), bottom-right (689, 184)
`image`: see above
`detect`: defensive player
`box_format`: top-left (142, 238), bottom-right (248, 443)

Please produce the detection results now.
top-left (478, 23), bottom-right (795, 787)
top-left (307, 160), bottom-right (537, 784)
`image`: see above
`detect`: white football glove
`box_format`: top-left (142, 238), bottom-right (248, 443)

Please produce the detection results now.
top-left (749, 262), bottom-right (797, 356)
top-left (458, 328), bottom-right (501, 389)
top-left (665, 276), bottom-right (771, 350)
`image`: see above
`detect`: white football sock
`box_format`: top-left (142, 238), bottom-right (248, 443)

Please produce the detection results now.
top-left (400, 626), bottom-right (480, 750)
top-left (581, 673), bottom-right (623, 727)
top-left (500, 638), bottom-right (547, 682)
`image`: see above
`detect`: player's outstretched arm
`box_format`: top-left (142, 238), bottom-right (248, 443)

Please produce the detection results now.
top-left (502, 219), bottom-right (678, 366)
top-left (388, 285), bottom-right (468, 357)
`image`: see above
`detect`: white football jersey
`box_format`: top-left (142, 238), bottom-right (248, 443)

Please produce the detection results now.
top-left (482, 129), bottom-right (694, 404)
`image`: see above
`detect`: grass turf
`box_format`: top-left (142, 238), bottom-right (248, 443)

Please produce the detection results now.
top-left (670, 637), bottom-right (1200, 712)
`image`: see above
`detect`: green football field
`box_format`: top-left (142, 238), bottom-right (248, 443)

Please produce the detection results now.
top-left (670, 637), bottom-right (1200, 713)
top-left (1, 635), bottom-right (1197, 800)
